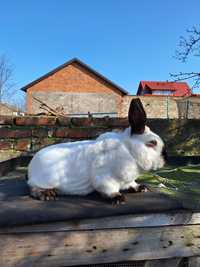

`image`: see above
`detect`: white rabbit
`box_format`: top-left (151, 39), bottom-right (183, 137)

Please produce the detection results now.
top-left (27, 99), bottom-right (167, 203)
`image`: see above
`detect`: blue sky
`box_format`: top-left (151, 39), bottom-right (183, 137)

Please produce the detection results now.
top-left (1, 0), bottom-right (200, 99)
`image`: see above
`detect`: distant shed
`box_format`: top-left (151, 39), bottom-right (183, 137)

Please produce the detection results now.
top-left (21, 58), bottom-right (128, 117)
top-left (0, 103), bottom-right (22, 116)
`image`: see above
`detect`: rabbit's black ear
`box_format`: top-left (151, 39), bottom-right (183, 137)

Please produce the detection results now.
top-left (128, 98), bottom-right (147, 135)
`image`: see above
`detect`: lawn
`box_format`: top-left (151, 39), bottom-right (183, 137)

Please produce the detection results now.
top-left (137, 164), bottom-right (200, 209)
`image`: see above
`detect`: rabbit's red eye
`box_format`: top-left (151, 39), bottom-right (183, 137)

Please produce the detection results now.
top-left (146, 140), bottom-right (157, 148)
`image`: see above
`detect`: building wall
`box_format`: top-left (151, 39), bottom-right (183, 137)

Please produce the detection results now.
top-left (119, 96), bottom-right (179, 118)
top-left (32, 92), bottom-right (118, 116)
top-left (27, 62), bottom-right (123, 115)
top-left (183, 96), bottom-right (200, 119)
top-left (0, 104), bottom-right (17, 116)
top-left (119, 95), bottom-right (200, 119)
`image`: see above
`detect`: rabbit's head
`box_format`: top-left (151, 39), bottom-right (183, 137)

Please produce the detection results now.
top-left (126, 98), bottom-right (167, 171)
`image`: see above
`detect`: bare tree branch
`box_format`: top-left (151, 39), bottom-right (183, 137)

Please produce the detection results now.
top-left (175, 26), bottom-right (200, 62)
top-left (170, 72), bottom-right (200, 90)
top-left (0, 55), bottom-right (16, 103)
top-left (170, 26), bottom-right (200, 91)
top-left (170, 71), bottom-right (200, 81)
top-left (0, 54), bottom-right (26, 112)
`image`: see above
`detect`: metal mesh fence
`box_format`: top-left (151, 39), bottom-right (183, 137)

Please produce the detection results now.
top-left (71, 263), bottom-right (144, 267)
top-left (175, 98), bottom-right (200, 119)
top-left (65, 258), bottom-right (188, 267)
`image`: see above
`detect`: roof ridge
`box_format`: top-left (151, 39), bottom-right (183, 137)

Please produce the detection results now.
top-left (20, 58), bottom-right (128, 95)
top-left (140, 80), bottom-right (188, 84)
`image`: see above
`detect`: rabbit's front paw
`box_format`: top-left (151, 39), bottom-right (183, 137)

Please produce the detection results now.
top-left (127, 186), bottom-right (138, 193)
top-left (137, 184), bottom-right (150, 193)
top-left (111, 193), bottom-right (126, 205)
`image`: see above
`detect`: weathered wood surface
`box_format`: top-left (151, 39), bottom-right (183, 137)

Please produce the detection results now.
top-left (0, 178), bottom-right (184, 227)
top-left (0, 156), bottom-right (31, 176)
top-left (1, 165), bottom-right (200, 267)
top-left (1, 225), bottom-right (200, 267)
top-left (1, 211), bottom-right (200, 234)
top-left (189, 256), bottom-right (200, 267)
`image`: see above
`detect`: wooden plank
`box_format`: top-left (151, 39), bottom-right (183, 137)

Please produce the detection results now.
top-left (144, 258), bottom-right (181, 267)
top-left (0, 225), bottom-right (200, 267)
top-left (1, 211), bottom-right (200, 234)
top-left (189, 256), bottom-right (200, 267)
top-left (0, 187), bottom-right (183, 228)
top-left (0, 157), bottom-right (18, 176)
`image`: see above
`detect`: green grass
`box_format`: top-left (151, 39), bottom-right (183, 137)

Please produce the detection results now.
top-left (137, 165), bottom-right (200, 210)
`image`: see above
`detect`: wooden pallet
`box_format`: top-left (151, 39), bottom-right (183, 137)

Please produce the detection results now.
top-left (0, 159), bottom-right (200, 267)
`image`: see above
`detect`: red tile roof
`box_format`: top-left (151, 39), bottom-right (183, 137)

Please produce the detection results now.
top-left (137, 81), bottom-right (191, 96)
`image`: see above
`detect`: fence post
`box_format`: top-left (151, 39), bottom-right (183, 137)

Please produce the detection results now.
top-left (186, 99), bottom-right (189, 119)
top-left (166, 96), bottom-right (169, 119)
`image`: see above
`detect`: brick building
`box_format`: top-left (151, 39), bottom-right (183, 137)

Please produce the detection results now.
top-left (21, 58), bottom-right (200, 119)
top-left (21, 58), bottom-right (128, 117)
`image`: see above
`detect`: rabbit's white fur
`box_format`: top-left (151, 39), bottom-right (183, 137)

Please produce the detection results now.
top-left (28, 125), bottom-right (165, 197)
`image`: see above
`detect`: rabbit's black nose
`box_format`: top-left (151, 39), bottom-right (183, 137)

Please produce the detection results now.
top-left (162, 147), bottom-right (168, 163)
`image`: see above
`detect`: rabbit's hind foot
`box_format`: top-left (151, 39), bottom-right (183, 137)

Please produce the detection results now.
top-left (137, 184), bottom-right (150, 192)
top-left (29, 186), bottom-right (58, 201)
top-left (124, 184), bottom-right (150, 194)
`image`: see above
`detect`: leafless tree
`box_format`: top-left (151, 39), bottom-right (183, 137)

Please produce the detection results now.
top-left (0, 55), bottom-right (15, 103)
top-left (0, 55), bottom-right (25, 111)
top-left (170, 26), bottom-right (200, 90)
